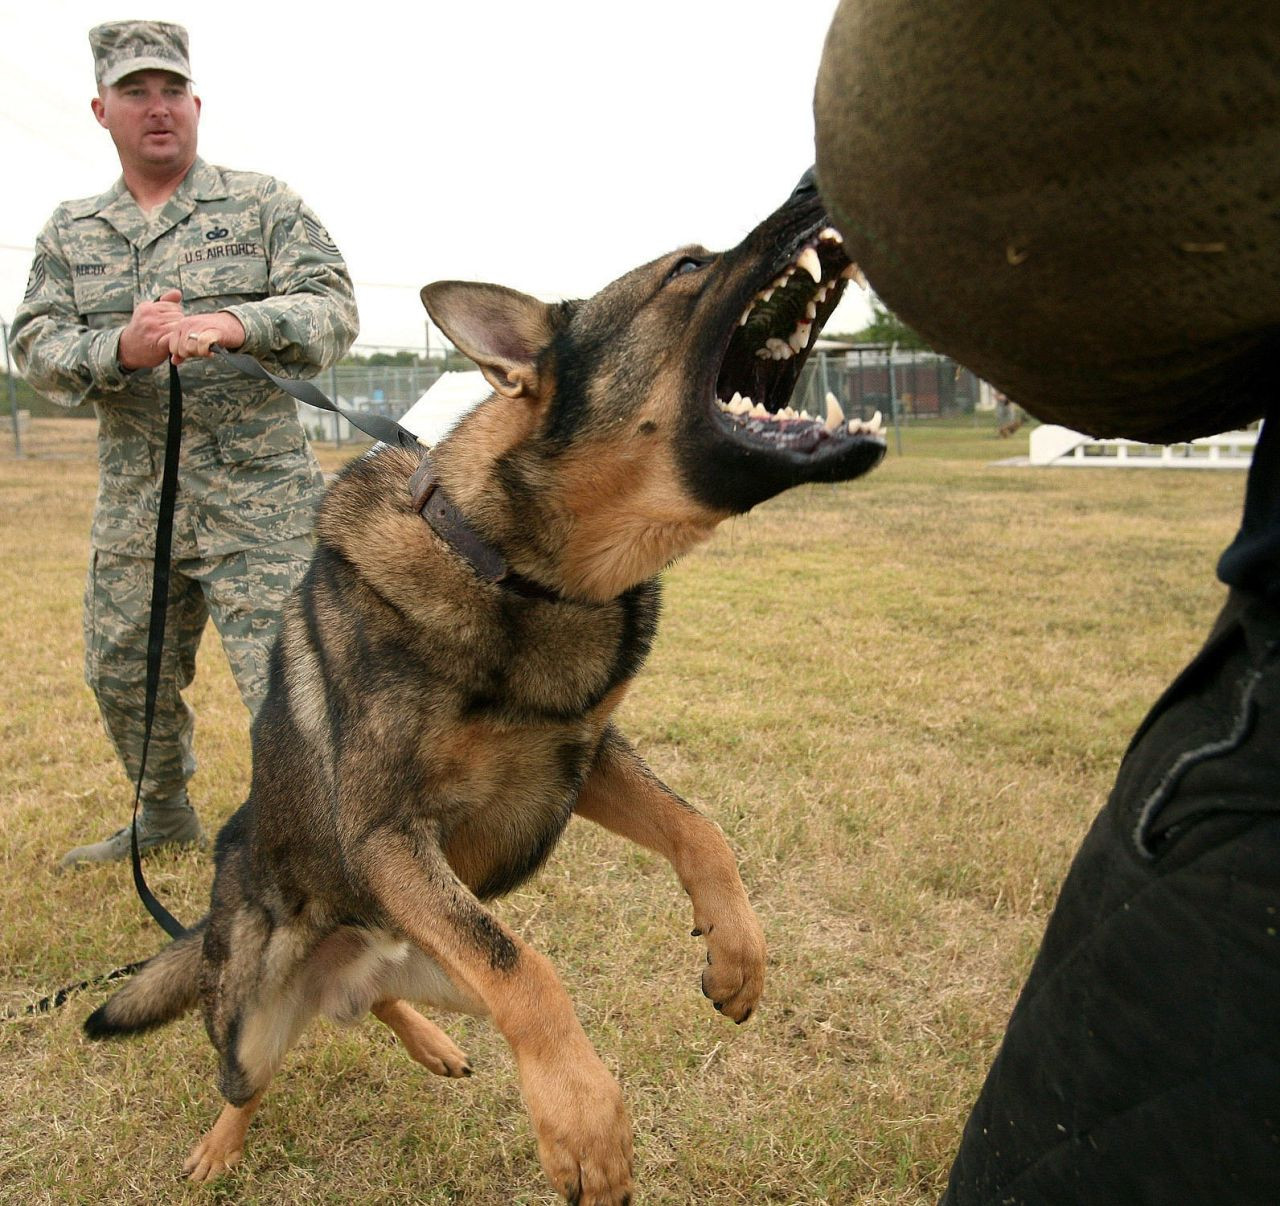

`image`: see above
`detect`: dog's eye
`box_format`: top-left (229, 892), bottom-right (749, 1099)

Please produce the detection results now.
top-left (667, 256), bottom-right (708, 282)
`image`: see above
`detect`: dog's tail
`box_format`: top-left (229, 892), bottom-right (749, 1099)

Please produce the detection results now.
top-left (83, 917), bottom-right (207, 1039)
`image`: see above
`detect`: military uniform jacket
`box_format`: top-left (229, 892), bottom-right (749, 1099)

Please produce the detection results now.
top-left (12, 159), bottom-right (359, 558)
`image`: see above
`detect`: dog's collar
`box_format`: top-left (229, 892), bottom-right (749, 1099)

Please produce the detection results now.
top-left (407, 458), bottom-right (560, 602)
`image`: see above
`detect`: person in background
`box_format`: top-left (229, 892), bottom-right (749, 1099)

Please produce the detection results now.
top-left (11, 20), bottom-right (358, 868)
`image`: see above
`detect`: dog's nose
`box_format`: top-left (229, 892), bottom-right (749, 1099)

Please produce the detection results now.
top-left (789, 167), bottom-right (819, 202)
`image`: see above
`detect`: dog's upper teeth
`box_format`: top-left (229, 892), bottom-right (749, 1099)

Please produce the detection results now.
top-left (795, 246), bottom-right (822, 283)
top-left (841, 262), bottom-right (868, 288)
top-left (758, 287), bottom-right (774, 304)
top-left (805, 300), bottom-right (818, 321)
top-left (815, 284), bottom-right (830, 305)
top-left (819, 226), bottom-right (844, 245)
top-left (789, 322), bottom-right (812, 354)
top-left (765, 337), bottom-right (793, 361)
top-left (824, 391), bottom-right (845, 431)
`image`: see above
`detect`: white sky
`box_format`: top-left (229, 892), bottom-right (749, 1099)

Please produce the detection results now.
top-left (0, 0), bottom-right (873, 355)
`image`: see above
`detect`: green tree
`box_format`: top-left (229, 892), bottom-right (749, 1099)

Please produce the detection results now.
top-left (850, 297), bottom-right (932, 350)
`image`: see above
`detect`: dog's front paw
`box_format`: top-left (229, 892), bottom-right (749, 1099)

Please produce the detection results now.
top-left (518, 1047), bottom-right (634, 1204)
top-left (183, 1132), bottom-right (242, 1183)
top-left (694, 902), bottom-right (766, 1023)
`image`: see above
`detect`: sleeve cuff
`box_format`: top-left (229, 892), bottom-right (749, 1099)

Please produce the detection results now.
top-left (222, 304), bottom-right (273, 356)
top-left (89, 329), bottom-right (131, 391)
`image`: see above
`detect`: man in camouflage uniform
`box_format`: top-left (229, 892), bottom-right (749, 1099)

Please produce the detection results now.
top-left (11, 21), bottom-right (359, 868)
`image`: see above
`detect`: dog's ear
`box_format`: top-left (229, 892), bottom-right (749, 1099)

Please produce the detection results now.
top-left (421, 282), bottom-right (555, 402)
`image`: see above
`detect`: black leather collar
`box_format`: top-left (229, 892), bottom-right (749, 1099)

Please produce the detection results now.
top-left (407, 458), bottom-right (560, 602)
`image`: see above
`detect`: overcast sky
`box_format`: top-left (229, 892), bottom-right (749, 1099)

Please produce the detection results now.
top-left (0, 0), bottom-right (874, 355)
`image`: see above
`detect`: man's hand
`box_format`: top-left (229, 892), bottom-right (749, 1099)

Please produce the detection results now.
top-left (169, 311), bottom-right (246, 365)
top-left (118, 288), bottom-right (185, 371)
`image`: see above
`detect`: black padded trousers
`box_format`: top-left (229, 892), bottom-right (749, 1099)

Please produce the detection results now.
top-left (942, 590), bottom-right (1280, 1206)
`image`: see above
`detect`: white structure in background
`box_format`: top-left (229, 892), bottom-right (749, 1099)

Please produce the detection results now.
top-left (398, 371), bottom-right (491, 446)
top-left (1029, 423), bottom-right (1260, 469)
top-left (297, 371), bottom-right (491, 445)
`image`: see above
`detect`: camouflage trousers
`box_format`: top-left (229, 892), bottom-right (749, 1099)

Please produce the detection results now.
top-left (83, 538), bottom-right (313, 807)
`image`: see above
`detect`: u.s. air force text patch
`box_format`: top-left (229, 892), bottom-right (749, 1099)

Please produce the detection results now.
top-left (301, 212), bottom-right (340, 256)
top-left (24, 253), bottom-right (46, 301)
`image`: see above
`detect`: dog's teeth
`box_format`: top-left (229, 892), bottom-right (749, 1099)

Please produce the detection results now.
top-left (773, 268), bottom-right (793, 290)
top-left (824, 391), bottom-right (845, 431)
top-left (796, 246), bottom-right (822, 283)
top-left (765, 337), bottom-right (792, 361)
top-left (755, 347), bottom-right (771, 359)
top-left (805, 300), bottom-right (818, 321)
top-left (789, 322), bottom-right (812, 354)
top-left (841, 262), bottom-right (868, 288)
top-left (750, 403), bottom-right (770, 419)
top-left (846, 409), bottom-right (885, 436)
top-left (819, 226), bottom-right (844, 244)
top-left (739, 307), bottom-right (752, 327)
top-left (815, 285), bottom-right (829, 304)
top-left (758, 287), bottom-right (774, 304)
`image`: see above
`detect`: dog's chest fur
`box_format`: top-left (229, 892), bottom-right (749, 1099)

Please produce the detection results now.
top-left (260, 460), bottom-right (663, 903)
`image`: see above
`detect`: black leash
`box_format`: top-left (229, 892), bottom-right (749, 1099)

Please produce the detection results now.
top-left (26, 353), bottom-right (522, 1015)
top-left (212, 347), bottom-right (417, 447)
top-left (127, 354), bottom-right (419, 942)
top-left (13, 355), bottom-right (424, 1019)
top-left (128, 360), bottom-right (189, 940)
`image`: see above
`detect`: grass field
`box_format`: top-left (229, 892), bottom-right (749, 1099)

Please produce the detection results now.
top-left (0, 416), bottom-right (1245, 1204)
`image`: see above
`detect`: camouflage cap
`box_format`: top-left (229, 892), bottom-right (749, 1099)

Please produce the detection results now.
top-left (89, 21), bottom-right (193, 88)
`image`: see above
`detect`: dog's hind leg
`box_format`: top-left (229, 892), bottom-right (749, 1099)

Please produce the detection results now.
top-left (372, 999), bottom-right (473, 1078)
top-left (191, 903), bottom-right (317, 1182)
top-left (574, 726), bottom-right (767, 1024)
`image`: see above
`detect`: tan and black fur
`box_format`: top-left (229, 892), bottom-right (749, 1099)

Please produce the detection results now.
top-left (84, 171), bottom-right (885, 1204)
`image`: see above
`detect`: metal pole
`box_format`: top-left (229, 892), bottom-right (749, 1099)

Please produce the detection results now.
top-left (330, 364), bottom-right (342, 448)
top-left (888, 341), bottom-right (903, 455)
top-left (1, 318), bottom-right (22, 457)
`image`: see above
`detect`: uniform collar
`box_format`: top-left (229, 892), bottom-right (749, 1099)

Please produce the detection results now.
top-left (86, 158), bottom-right (228, 248)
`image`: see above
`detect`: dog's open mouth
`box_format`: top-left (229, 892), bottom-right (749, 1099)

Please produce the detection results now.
top-left (713, 226), bottom-right (883, 455)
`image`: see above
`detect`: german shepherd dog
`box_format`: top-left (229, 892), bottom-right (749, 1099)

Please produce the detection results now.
top-left (84, 171), bottom-right (885, 1203)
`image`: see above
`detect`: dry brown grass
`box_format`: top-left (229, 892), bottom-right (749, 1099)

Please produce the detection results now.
top-left (0, 417), bottom-right (1244, 1203)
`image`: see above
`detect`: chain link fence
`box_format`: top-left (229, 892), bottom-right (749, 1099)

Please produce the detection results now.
top-left (2, 318), bottom-right (987, 452)
top-left (301, 348), bottom-right (985, 444)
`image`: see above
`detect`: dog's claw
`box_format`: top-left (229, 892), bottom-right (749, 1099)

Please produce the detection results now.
top-left (693, 903), bottom-right (766, 1023)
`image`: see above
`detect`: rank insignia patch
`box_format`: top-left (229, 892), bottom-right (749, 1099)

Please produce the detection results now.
top-left (301, 212), bottom-right (340, 256)
top-left (24, 252), bottom-right (46, 301)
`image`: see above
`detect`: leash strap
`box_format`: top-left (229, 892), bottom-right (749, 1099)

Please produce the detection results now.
top-left (212, 347), bottom-right (417, 448)
top-left (4, 959), bottom-right (146, 1020)
top-left (128, 361), bottom-right (189, 941)
top-left (127, 352), bottom-right (414, 940)
top-left (127, 352), bottom-right (529, 944)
